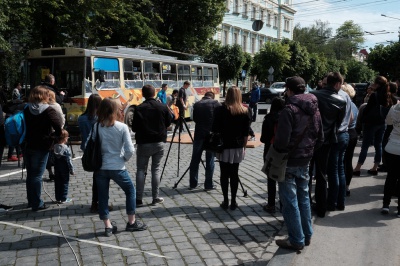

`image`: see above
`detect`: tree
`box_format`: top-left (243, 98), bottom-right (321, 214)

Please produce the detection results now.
top-left (152, 0), bottom-right (225, 53)
top-left (293, 20), bottom-right (332, 55)
top-left (332, 20), bottom-right (365, 60)
top-left (281, 39), bottom-right (310, 79)
top-left (302, 53), bottom-right (328, 86)
top-left (368, 42), bottom-right (400, 79)
top-left (345, 59), bottom-right (376, 83)
top-left (236, 52), bottom-right (252, 85)
top-left (251, 41), bottom-right (291, 82)
top-left (203, 44), bottom-right (245, 96)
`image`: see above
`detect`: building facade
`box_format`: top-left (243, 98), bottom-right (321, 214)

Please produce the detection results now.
top-left (215, 0), bottom-right (296, 54)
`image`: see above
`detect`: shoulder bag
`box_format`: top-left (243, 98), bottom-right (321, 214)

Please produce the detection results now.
top-left (82, 122), bottom-right (102, 172)
top-left (203, 132), bottom-right (224, 153)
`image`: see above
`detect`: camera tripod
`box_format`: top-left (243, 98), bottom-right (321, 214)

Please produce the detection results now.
top-left (160, 116), bottom-right (206, 189)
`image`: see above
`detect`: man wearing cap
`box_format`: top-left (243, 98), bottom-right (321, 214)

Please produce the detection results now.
top-left (273, 76), bottom-right (323, 250)
top-left (310, 72), bottom-right (347, 218)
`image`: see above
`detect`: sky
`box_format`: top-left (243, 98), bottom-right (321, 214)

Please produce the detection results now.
top-left (293, 0), bottom-right (400, 50)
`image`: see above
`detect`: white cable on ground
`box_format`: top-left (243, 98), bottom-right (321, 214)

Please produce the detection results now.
top-left (0, 221), bottom-right (169, 258)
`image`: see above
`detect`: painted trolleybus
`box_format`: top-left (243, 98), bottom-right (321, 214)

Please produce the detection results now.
top-left (26, 46), bottom-right (220, 127)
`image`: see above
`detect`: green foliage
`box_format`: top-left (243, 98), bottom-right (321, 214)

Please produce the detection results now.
top-left (293, 20), bottom-right (332, 55)
top-left (203, 44), bottom-right (245, 85)
top-left (368, 43), bottom-right (400, 79)
top-left (152, 0), bottom-right (225, 53)
top-left (345, 59), bottom-right (376, 83)
top-left (281, 39), bottom-right (310, 79)
top-left (251, 41), bottom-right (291, 82)
top-left (303, 53), bottom-right (328, 86)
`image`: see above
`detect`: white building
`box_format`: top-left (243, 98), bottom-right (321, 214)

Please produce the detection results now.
top-left (215, 0), bottom-right (296, 54)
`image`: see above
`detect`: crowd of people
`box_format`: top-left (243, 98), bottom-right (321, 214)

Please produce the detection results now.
top-left (0, 74), bottom-right (399, 249)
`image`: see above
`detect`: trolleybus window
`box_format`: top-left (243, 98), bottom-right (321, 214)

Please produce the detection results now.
top-left (94, 57), bottom-right (120, 90)
top-left (213, 67), bottom-right (218, 83)
top-left (124, 59), bottom-right (143, 89)
top-left (204, 67), bottom-right (213, 87)
top-left (144, 61), bottom-right (161, 88)
top-left (162, 63), bottom-right (178, 88)
top-left (191, 66), bottom-right (203, 87)
top-left (178, 64), bottom-right (191, 87)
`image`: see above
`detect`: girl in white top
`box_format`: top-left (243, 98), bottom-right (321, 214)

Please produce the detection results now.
top-left (381, 102), bottom-right (400, 215)
top-left (92, 98), bottom-right (147, 236)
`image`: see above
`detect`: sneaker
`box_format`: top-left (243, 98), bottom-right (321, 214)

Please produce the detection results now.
top-left (220, 201), bottom-right (229, 210)
top-left (60, 198), bottom-right (72, 204)
top-left (49, 174), bottom-right (55, 181)
top-left (105, 221), bottom-right (117, 237)
top-left (151, 198), bottom-right (164, 206)
top-left (381, 206), bottom-right (389, 215)
top-left (7, 156), bottom-right (18, 162)
top-left (204, 186), bottom-right (217, 191)
top-left (276, 238), bottom-right (304, 251)
top-left (305, 239), bottom-right (311, 246)
top-left (0, 204), bottom-right (13, 211)
top-left (397, 211), bottom-right (400, 218)
top-left (125, 220), bottom-right (148, 232)
top-left (136, 200), bottom-right (143, 207)
top-left (249, 136), bottom-right (256, 141)
top-left (0, 208), bottom-right (7, 215)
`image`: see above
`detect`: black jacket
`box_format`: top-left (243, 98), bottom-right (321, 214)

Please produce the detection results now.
top-left (311, 87), bottom-right (346, 144)
top-left (132, 98), bottom-right (172, 144)
top-left (212, 104), bottom-right (250, 149)
top-left (193, 96), bottom-right (221, 140)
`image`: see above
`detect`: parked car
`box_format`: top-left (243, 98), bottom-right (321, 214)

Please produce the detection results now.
top-left (270, 82), bottom-right (286, 95)
top-left (242, 87), bottom-right (280, 104)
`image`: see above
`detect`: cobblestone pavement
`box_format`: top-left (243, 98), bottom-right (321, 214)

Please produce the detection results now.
top-left (0, 121), bottom-right (286, 265)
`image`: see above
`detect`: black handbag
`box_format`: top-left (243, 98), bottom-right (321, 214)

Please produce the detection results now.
top-left (203, 132), bottom-right (224, 153)
top-left (82, 123), bottom-right (102, 172)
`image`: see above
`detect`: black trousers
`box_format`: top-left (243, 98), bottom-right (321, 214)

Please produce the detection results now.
top-left (382, 151), bottom-right (400, 208)
top-left (314, 144), bottom-right (332, 216)
top-left (219, 161), bottom-right (239, 204)
top-left (263, 144), bottom-right (276, 206)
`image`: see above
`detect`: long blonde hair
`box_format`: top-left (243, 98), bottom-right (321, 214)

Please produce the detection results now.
top-left (48, 90), bottom-right (56, 104)
top-left (29, 85), bottom-right (49, 103)
top-left (224, 86), bottom-right (247, 115)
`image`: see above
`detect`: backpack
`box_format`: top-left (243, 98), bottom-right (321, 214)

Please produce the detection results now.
top-left (5, 105), bottom-right (27, 147)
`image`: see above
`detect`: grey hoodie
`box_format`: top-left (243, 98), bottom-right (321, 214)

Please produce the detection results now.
top-left (53, 143), bottom-right (74, 174)
top-left (28, 102), bottom-right (49, 115)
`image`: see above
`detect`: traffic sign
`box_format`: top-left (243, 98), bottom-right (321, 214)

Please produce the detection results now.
top-left (268, 66), bottom-right (274, 74)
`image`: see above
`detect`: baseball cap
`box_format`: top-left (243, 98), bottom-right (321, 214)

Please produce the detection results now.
top-left (285, 76), bottom-right (306, 91)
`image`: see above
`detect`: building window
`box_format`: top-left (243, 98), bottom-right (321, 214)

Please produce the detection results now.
top-left (267, 13), bottom-right (271, 25)
top-left (273, 15), bottom-right (278, 27)
top-left (259, 39), bottom-right (263, 50)
top-left (243, 35), bottom-right (247, 52)
top-left (251, 38), bottom-right (256, 54)
top-left (260, 10), bottom-right (264, 20)
top-left (234, 0), bottom-right (239, 13)
top-left (234, 33), bottom-right (238, 44)
top-left (284, 19), bottom-right (290, 31)
top-left (223, 30), bottom-right (229, 45)
top-left (243, 3), bottom-right (248, 17)
top-left (252, 6), bottom-right (256, 20)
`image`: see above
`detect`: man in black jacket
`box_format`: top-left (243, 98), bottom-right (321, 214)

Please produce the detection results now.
top-left (310, 72), bottom-right (346, 218)
top-left (132, 85), bottom-right (172, 206)
top-left (42, 74), bottom-right (64, 104)
top-left (189, 91), bottom-right (221, 190)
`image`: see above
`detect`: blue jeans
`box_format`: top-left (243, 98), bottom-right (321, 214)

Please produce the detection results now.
top-left (358, 124), bottom-right (386, 165)
top-left (25, 149), bottom-right (49, 210)
top-left (189, 138), bottom-right (215, 189)
top-left (279, 166), bottom-right (313, 246)
top-left (136, 142), bottom-right (164, 200)
top-left (327, 132), bottom-right (349, 209)
top-left (96, 169), bottom-right (136, 220)
top-left (54, 157), bottom-right (70, 202)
